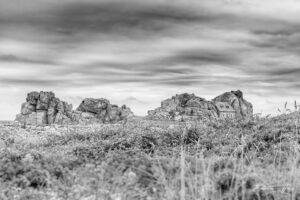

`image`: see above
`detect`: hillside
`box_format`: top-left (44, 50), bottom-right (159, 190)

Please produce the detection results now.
top-left (0, 113), bottom-right (300, 200)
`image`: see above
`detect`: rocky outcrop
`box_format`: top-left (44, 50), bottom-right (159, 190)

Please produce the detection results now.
top-left (16, 91), bottom-right (73, 126)
top-left (147, 90), bottom-right (253, 121)
top-left (212, 90), bottom-right (253, 119)
top-left (76, 98), bottom-right (133, 123)
top-left (15, 91), bottom-right (134, 126)
top-left (147, 93), bottom-right (218, 121)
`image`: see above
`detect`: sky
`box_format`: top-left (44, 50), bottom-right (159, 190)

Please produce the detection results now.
top-left (1, 0), bottom-right (300, 120)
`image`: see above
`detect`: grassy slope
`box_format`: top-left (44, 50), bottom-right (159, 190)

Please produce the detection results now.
top-left (0, 113), bottom-right (300, 200)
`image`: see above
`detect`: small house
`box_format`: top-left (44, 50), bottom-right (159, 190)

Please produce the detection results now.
top-left (214, 102), bottom-right (236, 119)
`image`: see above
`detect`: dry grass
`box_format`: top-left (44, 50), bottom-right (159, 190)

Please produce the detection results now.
top-left (0, 112), bottom-right (300, 200)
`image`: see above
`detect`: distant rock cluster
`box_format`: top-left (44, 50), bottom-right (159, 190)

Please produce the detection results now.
top-left (15, 90), bottom-right (253, 126)
top-left (147, 90), bottom-right (253, 121)
top-left (15, 91), bottom-right (133, 126)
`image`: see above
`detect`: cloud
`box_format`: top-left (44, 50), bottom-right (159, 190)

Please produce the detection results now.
top-left (1, 0), bottom-right (300, 119)
top-left (0, 0), bottom-right (215, 44)
top-left (0, 54), bottom-right (56, 65)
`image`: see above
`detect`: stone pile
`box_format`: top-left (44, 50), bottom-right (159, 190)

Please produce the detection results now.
top-left (147, 90), bottom-right (253, 121)
top-left (15, 91), bottom-right (134, 126)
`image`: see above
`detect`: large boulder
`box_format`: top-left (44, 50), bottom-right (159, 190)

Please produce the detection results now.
top-left (76, 98), bottom-right (134, 123)
top-left (26, 91), bottom-right (39, 105)
top-left (77, 98), bottom-right (110, 114)
top-left (36, 91), bottom-right (55, 110)
top-left (213, 90), bottom-right (253, 119)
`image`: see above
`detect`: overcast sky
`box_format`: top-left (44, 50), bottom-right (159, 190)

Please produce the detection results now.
top-left (1, 0), bottom-right (300, 120)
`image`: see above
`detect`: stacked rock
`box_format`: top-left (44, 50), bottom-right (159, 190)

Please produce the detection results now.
top-left (15, 91), bottom-right (134, 126)
top-left (15, 91), bottom-right (73, 126)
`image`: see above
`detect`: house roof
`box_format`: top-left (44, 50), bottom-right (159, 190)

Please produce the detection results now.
top-left (215, 102), bottom-right (235, 112)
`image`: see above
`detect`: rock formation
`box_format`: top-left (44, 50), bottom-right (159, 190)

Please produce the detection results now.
top-left (212, 90), bottom-right (253, 119)
top-left (75, 98), bottom-right (133, 123)
top-left (16, 91), bottom-right (73, 126)
top-left (147, 90), bottom-right (253, 121)
top-left (15, 91), bottom-right (134, 126)
top-left (147, 93), bottom-right (219, 121)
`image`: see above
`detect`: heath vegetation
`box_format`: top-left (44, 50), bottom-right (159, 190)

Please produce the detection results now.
top-left (0, 111), bottom-right (300, 200)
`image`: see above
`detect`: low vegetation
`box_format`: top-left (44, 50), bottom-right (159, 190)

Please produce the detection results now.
top-left (0, 112), bottom-right (300, 200)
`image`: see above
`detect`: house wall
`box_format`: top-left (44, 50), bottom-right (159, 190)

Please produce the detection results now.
top-left (219, 112), bottom-right (235, 118)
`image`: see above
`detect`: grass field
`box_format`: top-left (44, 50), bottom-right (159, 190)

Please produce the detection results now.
top-left (0, 113), bottom-right (300, 200)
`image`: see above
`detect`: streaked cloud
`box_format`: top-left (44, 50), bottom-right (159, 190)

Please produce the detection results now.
top-left (1, 0), bottom-right (300, 119)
